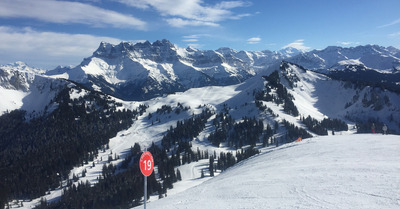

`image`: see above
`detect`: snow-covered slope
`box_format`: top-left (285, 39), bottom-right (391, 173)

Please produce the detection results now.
top-left (0, 62), bottom-right (67, 116)
top-left (3, 42), bottom-right (400, 208)
top-left (288, 45), bottom-right (400, 72)
top-left (15, 61), bottom-right (400, 208)
top-left (141, 134), bottom-right (400, 209)
top-left (279, 61), bottom-right (400, 133)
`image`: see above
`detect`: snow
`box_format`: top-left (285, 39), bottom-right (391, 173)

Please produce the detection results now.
top-left (288, 45), bottom-right (400, 72)
top-left (159, 159), bottom-right (214, 197)
top-left (46, 72), bottom-right (69, 79)
top-left (139, 134), bottom-right (400, 209)
top-left (283, 63), bottom-right (354, 120)
top-left (82, 58), bottom-right (126, 84)
top-left (69, 88), bottom-right (89, 100)
top-left (0, 87), bottom-right (28, 114)
top-left (0, 71), bottom-right (66, 116)
top-left (1, 61), bottom-right (46, 75)
top-left (6, 55), bottom-right (400, 208)
top-left (15, 80), bottom-right (258, 208)
top-left (338, 58), bottom-right (363, 66)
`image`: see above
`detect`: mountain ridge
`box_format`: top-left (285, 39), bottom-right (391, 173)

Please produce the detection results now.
top-left (287, 44), bottom-right (400, 72)
top-left (41, 40), bottom-right (399, 100)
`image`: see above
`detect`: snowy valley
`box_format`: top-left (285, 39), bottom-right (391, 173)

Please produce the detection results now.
top-left (0, 41), bottom-right (400, 209)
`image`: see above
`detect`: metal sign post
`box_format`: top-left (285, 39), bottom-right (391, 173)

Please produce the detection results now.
top-left (144, 175), bottom-right (147, 209)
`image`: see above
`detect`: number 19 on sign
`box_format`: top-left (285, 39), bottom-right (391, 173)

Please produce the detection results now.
top-left (143, 160), bottom-right (152, 171)
top-left (140, 151), bottom-right (154, 209)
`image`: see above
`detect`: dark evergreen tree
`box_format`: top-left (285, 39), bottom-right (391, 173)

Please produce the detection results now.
top-left (209, 156), bottom-right (214, 177)
top-left (282, 120), bottom-right (312, 142)
top-left (176, 169), bottom-right (182, 181)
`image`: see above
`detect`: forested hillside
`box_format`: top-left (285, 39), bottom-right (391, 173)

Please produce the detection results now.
top-left (0, 85), bottom-right (144, 206)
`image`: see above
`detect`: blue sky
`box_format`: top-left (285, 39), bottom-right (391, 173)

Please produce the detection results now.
top-left (0, 0), bottom-right (399, 69)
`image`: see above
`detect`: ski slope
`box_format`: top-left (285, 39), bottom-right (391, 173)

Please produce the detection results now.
top-left (140, 134), bottom-right (400, 209)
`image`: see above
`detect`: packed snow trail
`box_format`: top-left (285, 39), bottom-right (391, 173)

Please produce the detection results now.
top-left (139, 134), bottom-right (400, 209)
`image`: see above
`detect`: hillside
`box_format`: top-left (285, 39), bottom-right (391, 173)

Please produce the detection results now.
top-left (142, 134), bottom-right (400, 209)
top-left (0, 62), bottom-right (67, 116)
top-left (1, 42), bottom-right (400, 209)
top-left (12, 62), bottom-right (399, 208)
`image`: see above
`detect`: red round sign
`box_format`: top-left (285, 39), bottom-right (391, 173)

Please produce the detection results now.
top-left (139, 151), bottom-right (154, 176)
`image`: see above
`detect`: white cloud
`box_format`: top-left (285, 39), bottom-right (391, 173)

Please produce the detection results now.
top-left (183, 35), bottom-right (200, 39)
top-left (116, 0), bottom-right (251, 27)
top-left (183, 39), bottom-right (199, 42)
top-left (215, 1), bottom-right (251, 9)
top-left (0, 0), bottom-right (147, 29)
top-left (338, 41), bottom-right (352, 46)
top-left (229, 13), bottom-right (252, 20)
top-left (182, 34), bottom-right (211, 48)
top-left (113, 0), bottom-right (150, 9)
top-left (187, 43), bottom-right (204, 49)
top-left (0, 26), bottom-right (122, 69)
top-left (337, 41), bottom-right (360, 46)
top-left (166, 18), bottom-right (219, 27)
top-left (378, 18), bottom-right (400, 28)
top-left (247, 37), bottom-right (261, 44)
top-left (282, 39), bottom-right (311, 51)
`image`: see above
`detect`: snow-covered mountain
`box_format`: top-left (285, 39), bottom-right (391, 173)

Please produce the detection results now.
top-left (2, 42), bottom-right (399, 127)
top-left (20, 60), bottom-right (400, 207)
top-left (278, 61), bottom-right (400, 130)
top-left (287, 45), bottom-right (400, 72)
top-left (45, 41), bottom-right (400, 101)
top-left (0, 61), bottom-right (45, 91)
top-left (45, 40), bottom-right (301, 100)
top-left (45, 40), bottom-right (249, 100)
top-left (0, 62), bottom-right (67, 116)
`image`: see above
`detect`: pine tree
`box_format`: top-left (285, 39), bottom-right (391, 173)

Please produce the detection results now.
top-left (176, 169), bottom-right (182, 181)
top-left (209, 156), bottom-right (214, 177)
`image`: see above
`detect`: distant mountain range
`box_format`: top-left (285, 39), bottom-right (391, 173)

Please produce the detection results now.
top-left (2, 40), bottom-right (399, 102)
top-left (41, 40), bottom-right (399, 100)
top-left (288, 45), bottom-right (400, 72)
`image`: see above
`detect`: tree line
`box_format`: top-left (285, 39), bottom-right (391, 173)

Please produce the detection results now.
top-left (36, 143), bottom-right (160, 209)
top-left (207, 147), bottom-right (260, 177)
top-left (35, 105), bottom-right (215, 209)
top-left (0, 86), bottom-right (144, 207)
top-left (301, 115), bottom-right (348, 135)
top-left (282, 120), bottom-right (312, 142)
top-left (161, 108), bottom-right (213, 150)
top-left (255, 70), bottom-right (299, 116)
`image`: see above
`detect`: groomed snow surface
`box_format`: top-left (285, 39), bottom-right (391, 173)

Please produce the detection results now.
top-left (138, 134), bottom-right (400, 209)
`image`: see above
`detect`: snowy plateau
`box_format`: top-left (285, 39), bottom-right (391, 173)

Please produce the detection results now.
top-left (1, 40), bottom-right (400, 209)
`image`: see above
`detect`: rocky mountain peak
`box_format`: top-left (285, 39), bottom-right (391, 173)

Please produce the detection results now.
top-left (1, 61), bottom-right (46, 75)
top-left (152, 39), bottom-right (175, 48)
